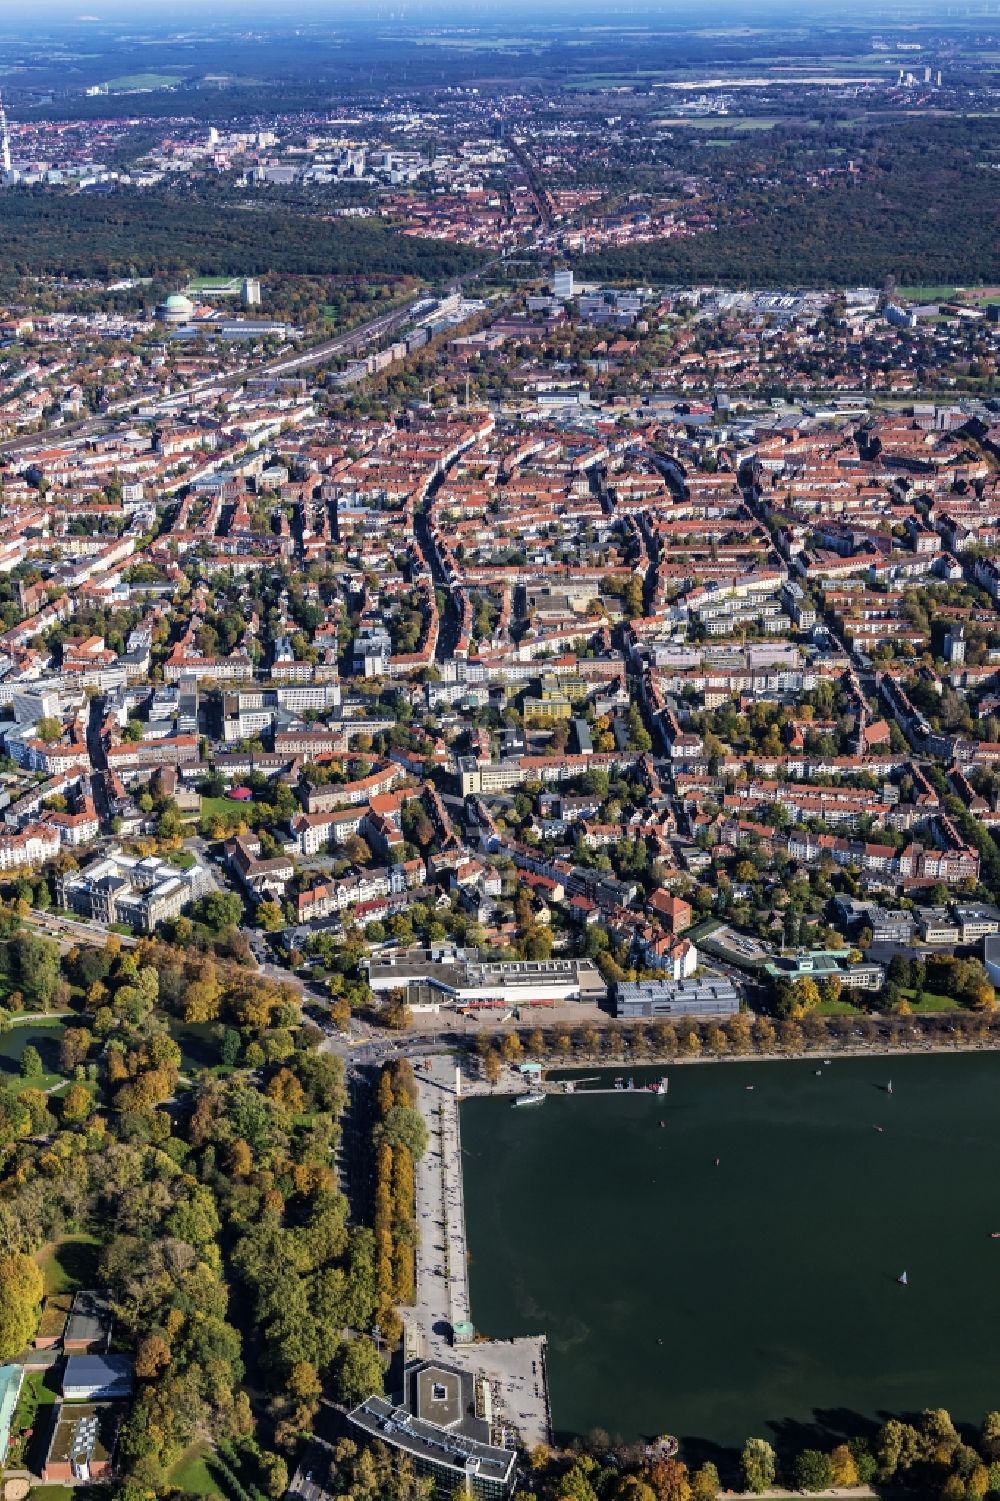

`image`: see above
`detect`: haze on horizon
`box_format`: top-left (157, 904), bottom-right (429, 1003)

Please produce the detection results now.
top-left (0, 0), bottom-right (964, 23)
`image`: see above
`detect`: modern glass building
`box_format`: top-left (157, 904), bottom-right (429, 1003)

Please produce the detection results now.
top-left (349, 1363), bottom-right (516, 1501)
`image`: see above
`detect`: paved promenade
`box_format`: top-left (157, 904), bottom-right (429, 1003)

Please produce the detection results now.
top-left (409, 1055), bottom-right (551, 1449)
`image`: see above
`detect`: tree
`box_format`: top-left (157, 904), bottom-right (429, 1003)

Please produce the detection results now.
top-left (0, 1252), bottom-right (43, 1357)
top-left (689, 1462), bottom-right (718, 1501)
top-left (920, 1407), bottom-right (959, 1465)
top-left (258, 901), bottom-right (284, 933)
top-left (336, 1337), bottom-right (383, 1404)
top-left (135, 1333), bottom-right (172, 1379)
top-left (193, 891), bottom-right (243, 933)
top-left (981, 1411), bottom-right (1000, 1460)
top-left (377, 1104), bottom-right (428, 1161)
top-left (61, 1082), bottom-right (94, 1124)
top-left (59, 1027), bottom-right (92, 1073)
top-left (260, 1452), bottom-right (289, 1499)
top-left (793, 1450), bottom-right (833, 1492)
top-left (877, 1418), bottom-right (922, 1478)
top-left (740, 1438), bottom-right (776, 1495)
top-left (828, 1444), bottom-right (858, 1488)
top-left (20, 1044), bottom-right (43, 1079)
top-left (14, 933), bottom-right (61, 1010)
top-left (35, 716), bottom-right (61, 745)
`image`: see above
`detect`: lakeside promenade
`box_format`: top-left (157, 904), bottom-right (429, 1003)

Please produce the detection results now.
top-left (410, 1054), bottom-right (552, 1449)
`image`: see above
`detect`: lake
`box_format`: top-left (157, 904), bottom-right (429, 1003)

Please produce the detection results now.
top-left (461, 1053), bottom-right (1000, 1461)
top-left (0, 1018), bottom-right (67, 1078)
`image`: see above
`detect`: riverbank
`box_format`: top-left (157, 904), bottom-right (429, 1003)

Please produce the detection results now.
top-left (409, 1055), bottom-right (551, 1449)
top-left (467, 1033), bottom-right (1000, 1096)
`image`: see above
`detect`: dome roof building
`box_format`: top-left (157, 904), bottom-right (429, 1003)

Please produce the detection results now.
top-left (156, 292), bottom-right (195, 324)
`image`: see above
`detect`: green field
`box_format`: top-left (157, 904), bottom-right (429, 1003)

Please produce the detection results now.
top-left (38, 1234), bottom-right (101, 1296)
top-left (897, 285), bottom-right (956, 300)
top-left (106, 72), bottom-right (185, 90)
top-left (169, 1443), bottom-right (226, 1498)
top-left (901, 987), bottom-right (959, 1014)
top-left (815, 994), bottom-right (864, 1016)
top-left (198, 796), bottom-right (251, 821)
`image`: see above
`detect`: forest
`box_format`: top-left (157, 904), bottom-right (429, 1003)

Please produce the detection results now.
top-left (0, 919), bottom-right (391, 1500)
top-left (578, 120), bottom-right (1000, 289)
top-left (0, 189), bottom-right (483, 291)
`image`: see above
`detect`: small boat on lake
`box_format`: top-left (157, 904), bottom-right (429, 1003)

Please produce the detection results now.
top-left (513, 1092), bottom-right (545, 1109)
top-left (887, 1079), bottom-right (894, 1095)
top-left (991, 1232), bottom-right (1000, 1240)
top-left (897, 1270), bottom-right (908, 1286)
top-left (658, 1120), bottom-right (665, 1128)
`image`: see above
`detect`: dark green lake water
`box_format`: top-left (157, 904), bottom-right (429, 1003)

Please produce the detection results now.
top-left (460, 1054), bottom-right (1000, 1460)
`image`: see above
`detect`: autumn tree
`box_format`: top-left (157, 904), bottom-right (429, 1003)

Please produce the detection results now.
top-left (337, 1336), bottom-right (384, 1404)
top-left (740, 1438), bottom-right (776, 1495)
top-left (0, 1252), bottom-right (43, 1357)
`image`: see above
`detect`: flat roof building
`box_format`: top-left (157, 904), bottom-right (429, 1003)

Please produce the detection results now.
top-left (613, 976), bottom-right (741, 1020)
top-left (0, 1364), bottom-right (24, 1466)
top-left (64, 1290), bottom-right (113, 1353)
top-left (42, 1402), bottom-right (123, 1483)
top-left (349, 1361), bottom-right (516, 1500)
top-left (62, 1355), bottom-right (134, 1404)
top-left (368, 947), bottom-right (605, 1008)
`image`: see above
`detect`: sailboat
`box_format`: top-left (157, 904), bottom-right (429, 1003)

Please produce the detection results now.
top-left (887, 1079), bottom-right (893, 1095)
top-left (897, 1270), bottom-right (908, 1286)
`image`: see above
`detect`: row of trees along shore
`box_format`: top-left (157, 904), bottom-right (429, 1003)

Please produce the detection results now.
top-left (471, 1008), bottom-right (1000, 1081)
top-left (543, 1407), bottom-right (1000, 1500)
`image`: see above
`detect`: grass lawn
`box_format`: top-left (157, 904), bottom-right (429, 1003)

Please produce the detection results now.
top-left (107, 71), bottom-right (185, 89)
top-left (9, 1369), bottom-right (60, 1472)
top-left (197, 796), bottom-right (252, 830)
top-left (0, 1018), bottom-right (69, 1093)
top-left (169, 1442), bottom-right (226, 1497)
top-left (29, 1490), bottom-right (75, 1501)
top-left (13, 1368), bottom-right (59, 1424)
top-left (815, 996), bottom-right (864, 1016)
top-left (901, 987), bottom-right (959, 1014)
top-left (896, 285), bottom-right (961, 301)
top-left (37, 1234), bottom-right (101, 1297)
